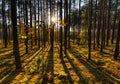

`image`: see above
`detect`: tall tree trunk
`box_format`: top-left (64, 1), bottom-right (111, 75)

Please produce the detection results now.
top-left (114, 12), bottom-right (120, 60)
top-left (38, 0), bottom-right (40, 49)
top-left (64, 0), bottom-right (68, 55)
top-left (106, 0), bottom-right (111, 46)
top-left (42, 0), bottom-right (46, 48)
top-left (93, 0), bottom-right (97, 49)
top-left (18, 0), bottom-right (22, 43)
top-left (11, 0), bottom-right (22, 69)
top-left (111, 0), bottom-right (118, 44)
top-left (50, 0), bottom-right (54, 52)
top-left (100, 0), bottom-right (105, 52)
top-left (43, 22), bottom-right (46, 47)
top-left (96, 0), bottom-right (102, 48)
top-left (78, 0), bottom-right (81, 45)
top-left (2, 0), bottom-right (8, 48)
top-left (88, 0), bottom-right (92, 59)
top-left (56, 2), bottom-right (59, 42)
top-left (30, 0), bottom-right (33, 49)
top-left (68, 0), bottom-right (71, 48)
top-left (59, 0), bottom-right (63, 57)
top-left (34, 0), bottom-right (37, 45)
top-left (25, 0), bottom-right (28, 53)
top-left (103, 0), bottom-right (107, 48)
top-left (8, 1), bottom-right (11, 44)
top-left (40, 0), bottom-right (43, 46)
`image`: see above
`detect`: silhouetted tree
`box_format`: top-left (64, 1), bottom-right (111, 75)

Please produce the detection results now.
top-left (11, 0), bottom-right (22, 69)
top-left (34, 0), bottom-right (37, 45)
top-left (114, 11), bottom-right (120, 60)
top-left (25, 0), bottom-right (29, 53)
top-left (59, 0), bottom-right (63, 57)
top-left (2, 0), bottom-right (8, 48)
top-left (111, 0), bottom-right (118, 44)
top-left (88, 0), bottom-right (92, 59)
top-left (64, 0), bottom-right (68, 55)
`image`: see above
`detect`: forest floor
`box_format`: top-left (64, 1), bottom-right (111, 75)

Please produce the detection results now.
top-left (0, 40), bottom-right (120, 84)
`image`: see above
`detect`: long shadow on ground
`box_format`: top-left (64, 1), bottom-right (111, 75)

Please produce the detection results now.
top-left (41, 50), bottom-right (54, 84)
top-left (64, 53), bottom-right (88, 84)
top-left (59, 54), bottom-right (74, 84)
top-left (68, 49), bottom-right (120, 84)
top-left (0, 48), bottom-right (41, 83)
top-left (1, 69), bottom-right (22, 83)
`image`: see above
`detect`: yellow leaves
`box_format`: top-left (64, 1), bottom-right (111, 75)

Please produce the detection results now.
top-left (56, 20), bottom-right (67, 27)
top-left (61, 23), bottom-right (67, 27)
top-left (21, 35), bottom-right (27, 39)
top-left (59, 20), bottom-right (67, 27)
top-left (18, 34), bottom-right (27, 39)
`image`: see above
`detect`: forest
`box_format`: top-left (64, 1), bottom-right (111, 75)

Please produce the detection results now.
top-left (0, 0), bottom-right (120, 83)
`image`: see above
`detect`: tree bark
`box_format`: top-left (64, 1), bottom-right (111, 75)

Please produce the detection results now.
top-left (64, 0), bottom-right (68, 55)
top-left (111, 0), bottom-right (118, 44)
top-left (2, 0), bottom-right (8, 48)
top-left (88, 0), bottom-right (92, 59)
top-left (25, 0), bottom-right (29, 53)
top-left (59, 0), bottom-right (63, 57)
top-left (11, 0), bottom-right (22, 69)
top-left (106, 0), bottom-right (111, 46)
top-left (114, 11), bottom-right (120, 60)
top-left (34, 0), bottom-right (37, 45)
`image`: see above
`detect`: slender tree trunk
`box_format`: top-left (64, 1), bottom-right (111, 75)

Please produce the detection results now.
top-left (111, 0), bottom-right (118, 44)
top-left (88, 0), bottom-right (92, 59)
top-left (30, 0), bottom-right (33, 49)
top-left (64, 0), bottom-right (68, 55)
top-left (42, 0), bottom-right (46, 48)
top-left (59, 0), bottom-right (63, 57)
top-left (25, 0), bottom-right (28, 53)
top-left (43, 22), bottom-right (46, 47)
top-left (50, 0), bottom-right (54, 52)
top-left (34, 0), bottom-right (37, 45)
top-left (68, 0), bottom-right (71, 48)
top-left (106, 0), bottom-right (111, 46)
top-left (96, 0), bottom-right (102, 48)
top-left (102, 0), bottom-right (107, 49)
top-left (100, 0), bottom-right (106, 52)
top-left (77, 0), bottom-right (81, 46)
top-left (11, 0), bottom-right (22, 69)
top-left (93, 0), bottom-right (97, 49)
top-left (114, 12), bottom-right (120, 60)
top-left (56, 2), bottom-right (59, 42)
top-left (2, 0), bottom-right (8, 48)
top-left (40, 0), bottom-right (43, 46)
top-left (8, 1), bottom-right (11, 44)
top-left (38, 0), bottom-right (40, 49)
top-left (45, 0), bottom-right (48, 43)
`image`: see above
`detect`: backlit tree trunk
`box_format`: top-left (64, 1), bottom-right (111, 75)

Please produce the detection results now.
top-left (111, 0), bottom-right (118, 44)
top-left (11, 0), bottom-right (22, 69)
top-left (88, 0), bottom-right (92, 59)
top-left (114, 12), bottom-right (120, 60)
top-left (2, 0), bottom-right (8, 48)
top-left (64, 0), bottom-right (68, 55)
top-left (25, 0), bottom-right (29, 53)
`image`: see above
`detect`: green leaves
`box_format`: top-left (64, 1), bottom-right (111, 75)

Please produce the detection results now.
top-left (18, 34), bottom-right (27, 39)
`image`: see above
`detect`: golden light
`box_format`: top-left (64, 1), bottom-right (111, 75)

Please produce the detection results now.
top-left (51, 17), bottom-right (56, 22)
